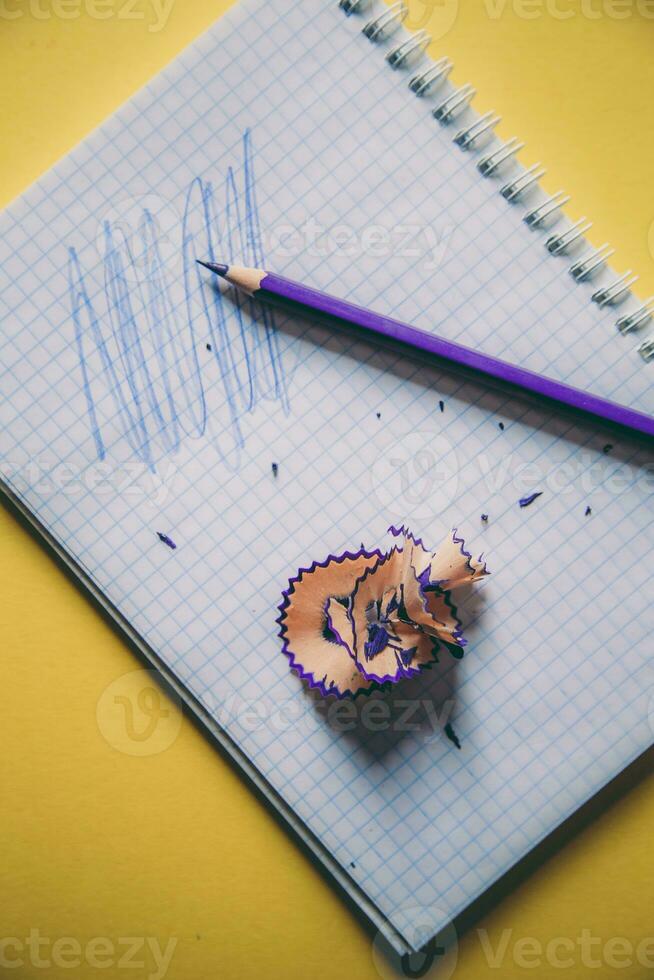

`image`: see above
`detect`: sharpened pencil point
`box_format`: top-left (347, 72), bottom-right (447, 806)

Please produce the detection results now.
top-left (197, 259), bottom-right (229, 277)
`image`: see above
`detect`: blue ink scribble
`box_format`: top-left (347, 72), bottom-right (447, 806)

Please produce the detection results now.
top-left (157, 532), bottom-right (177, 549)
top-left (68, 130), bottom-right (289, 472)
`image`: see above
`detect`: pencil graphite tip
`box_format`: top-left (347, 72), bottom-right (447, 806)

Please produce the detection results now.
top-left (196, 259), bottom-right (229, 277)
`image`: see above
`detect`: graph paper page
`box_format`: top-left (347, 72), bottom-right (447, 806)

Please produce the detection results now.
top-left (1, 0), bottom-right (653, 950)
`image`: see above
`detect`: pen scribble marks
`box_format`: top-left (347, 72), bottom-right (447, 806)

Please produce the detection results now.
top-left (68, 130), bottom-right (288, 472)
top-left (157, 532), bottom-right (177, 550)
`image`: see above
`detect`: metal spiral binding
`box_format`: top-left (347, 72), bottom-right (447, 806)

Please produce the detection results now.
top-left (454, 112), bottom-right (501, 150)
top-left (339, 0), bottom-right (373, 12)
top-left (362, 1), bottom-right (407, 40)
top-left (592, 271), bottom-right (638, 308)
top-left (433, 84), bottom-right (475, 124)
top-left (501, 163), bottom-right (546, 202)
top-left (638, 338), bottom-right (654, 361)
top-left (616, 298), bottom-right (654, 334)
top-left (387, 29), bottom-right (430, 68)
top-left (546, 217), bottom-right (592, 255)
top-left (409, 57), bottom-right (452, 96)
top-left (338, 0), bottom-right (652, 361)
top-left (524, 191), bottom-right (570, 229)
top-left (570, 244), bottom-right (615, 282)
top-left (478, 138), bottom-right (524, 177)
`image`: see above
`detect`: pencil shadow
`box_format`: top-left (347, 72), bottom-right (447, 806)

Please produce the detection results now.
top-left (256, 294), bottom-right (654, 466)
top-left (302, 577), bottom-right (492, 761)
top-left (306, 654), bottom-right (461, 762)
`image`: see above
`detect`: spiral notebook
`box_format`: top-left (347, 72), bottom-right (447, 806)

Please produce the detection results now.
top-left (1, 0), bottom-right (653, 957)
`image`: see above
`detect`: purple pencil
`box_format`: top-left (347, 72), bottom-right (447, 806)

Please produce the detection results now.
top-left (197, 261), bottom-right (654, 439)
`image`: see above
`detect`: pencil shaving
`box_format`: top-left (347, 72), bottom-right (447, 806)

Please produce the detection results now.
top-left (278, 526), bottom-right (490, 698)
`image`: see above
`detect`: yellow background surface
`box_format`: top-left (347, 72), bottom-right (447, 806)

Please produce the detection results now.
top-left (1, 2), bottom-right (653, 978)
